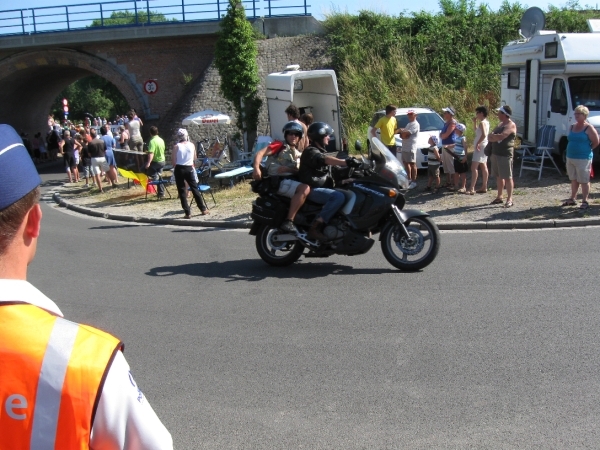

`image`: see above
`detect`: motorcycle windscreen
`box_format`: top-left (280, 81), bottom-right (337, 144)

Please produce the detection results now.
top-left (369, 137), bottom-right (410, 189)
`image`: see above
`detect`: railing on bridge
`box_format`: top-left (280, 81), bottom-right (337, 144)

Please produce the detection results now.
top-left (0, 0), bottom-right (310, 36)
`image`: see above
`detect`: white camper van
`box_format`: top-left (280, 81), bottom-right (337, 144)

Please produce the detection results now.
top-left (501, 8), bottom-right (600, 161)
top-left (265, 65), bottom-right (343, 151)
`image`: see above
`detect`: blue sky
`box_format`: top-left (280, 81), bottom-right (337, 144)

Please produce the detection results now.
top-left (12, 0), bottom-right (569, 20)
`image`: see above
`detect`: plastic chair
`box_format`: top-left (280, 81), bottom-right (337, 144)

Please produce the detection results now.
top-left (145, 173), bottom-right (172, 200)
top-left (194, 166), bottom-right (217, 208)
top-left (519, 125), bottom-right (562, 180)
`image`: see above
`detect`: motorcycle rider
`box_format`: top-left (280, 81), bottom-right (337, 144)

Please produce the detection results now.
top-left (299, 122), bottom-right (361, 242)
top-left (252, 121), bottom-right (311, 234)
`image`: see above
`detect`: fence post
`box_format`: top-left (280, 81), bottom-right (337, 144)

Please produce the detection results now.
top-left (268, 0), bottom-right (272, 18)
top-left (20, 10), bottom-right (25, 34)
top-left (182, 0), bottom-right (186, 22)
top-left (100, 3), bottom-right (104, 26)
top-left (134, 1), bottom-right (138, 25)
top-left (146, 0), bottom-right (150, 24)
top-left (304, 0), bottom-right (307, 16)
top-left (32, 8), bottom-right (37, 33)
top-left (66, 6), bottom-right (70, 30)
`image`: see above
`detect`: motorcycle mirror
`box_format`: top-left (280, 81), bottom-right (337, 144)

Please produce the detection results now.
top-left (355, 140), bottom-right (362, 151)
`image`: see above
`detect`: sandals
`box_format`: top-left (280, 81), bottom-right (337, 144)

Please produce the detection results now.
top-left (466, 190), bottom-right (475, 195)
top-left (505, 200), bottom-right (514, 208)
top-left (457, 188), bottom-right (467, 194)
top-left (580, 201), bottom-right (589, 210)
top-left (476, 188), bottom-right (488, 194)
top-left (561, 199), bottom-right (577, 206)
top-left (490, 198), bottom-right (503, 205)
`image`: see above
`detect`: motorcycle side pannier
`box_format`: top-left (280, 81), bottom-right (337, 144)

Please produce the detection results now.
top-left (251, 197), bottom-right (287, 225)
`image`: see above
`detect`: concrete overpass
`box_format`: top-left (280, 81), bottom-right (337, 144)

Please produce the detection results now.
top-left (0, 16), bottom-right (323, 135)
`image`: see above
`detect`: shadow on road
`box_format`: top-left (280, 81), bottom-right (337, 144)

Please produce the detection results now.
top-left (146, 259), bottom-right (398, 281)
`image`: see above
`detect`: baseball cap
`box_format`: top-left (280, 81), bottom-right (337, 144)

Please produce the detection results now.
top-left (407, 109), bottom-right (416, 115)
top-left (0, 124), bottom-right (42, 211)
top-left (442, 107), bottom-right (456, 116)
top-left (429, 135), bottom-right (439, 146)
top-left (455, 123), bottom-right (466, 132)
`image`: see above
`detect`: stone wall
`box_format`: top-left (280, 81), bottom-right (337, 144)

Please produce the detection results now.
top-left (160, 34), bottom-right (331, 154)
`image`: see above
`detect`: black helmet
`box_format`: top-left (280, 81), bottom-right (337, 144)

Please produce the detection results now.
top-left (282, 121), bottom-right (304, 138)
top-left (307, 122), bottom-right (334, 143)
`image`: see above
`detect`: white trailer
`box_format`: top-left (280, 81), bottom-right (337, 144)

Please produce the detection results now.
top-left (501, 17), bottom-right (600, 160)
top-left (265, 65), bottom-right (343, 151)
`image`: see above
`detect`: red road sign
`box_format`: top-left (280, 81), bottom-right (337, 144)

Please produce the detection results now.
top-left (144, 80), bottom-right (158, 95)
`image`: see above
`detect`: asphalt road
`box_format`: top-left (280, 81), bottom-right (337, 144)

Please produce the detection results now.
top-left (29, 166), bottom-right (600, 448)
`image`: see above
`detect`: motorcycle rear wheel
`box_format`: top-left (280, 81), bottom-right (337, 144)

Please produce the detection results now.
top-left (256, 224), bottom-right (304, 267)
top-left (381, 216), bottom-right (440, 271)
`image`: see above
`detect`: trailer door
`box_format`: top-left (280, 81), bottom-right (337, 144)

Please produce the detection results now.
top-left (546, 78), bottom-right (570, 143)
top-left (525, 59), bottom-right (539, 142)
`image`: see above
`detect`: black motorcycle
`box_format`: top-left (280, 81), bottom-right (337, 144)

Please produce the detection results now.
top-left (249, 138), bottom-right (440, 271)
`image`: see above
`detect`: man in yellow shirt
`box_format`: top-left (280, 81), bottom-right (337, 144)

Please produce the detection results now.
top-left (370, 104), bottom-right (400, 154)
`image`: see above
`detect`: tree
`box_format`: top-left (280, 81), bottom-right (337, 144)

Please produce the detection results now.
top-left (90, 10), bottom-right (170, 27)
top-left (214, 0), bottom-right (261, 150)
top-left (51, 76), bottom-right (129, 121)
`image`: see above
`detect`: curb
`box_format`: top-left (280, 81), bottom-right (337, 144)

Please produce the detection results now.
top-left (52, 193), bottom-right (600, 231)
top-left (52, 193), bottom-right (252, 229)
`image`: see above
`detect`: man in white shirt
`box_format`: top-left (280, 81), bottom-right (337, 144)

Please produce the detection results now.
top-left (0, 124), bottom-right (173, 449)
top-left (399, 109), bottom-right (420, 189)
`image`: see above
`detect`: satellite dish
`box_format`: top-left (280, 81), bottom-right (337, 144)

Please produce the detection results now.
top-left (520, 7), bottom-right (546, 38)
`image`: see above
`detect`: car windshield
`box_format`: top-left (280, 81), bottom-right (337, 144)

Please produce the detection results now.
top-left (569, 76), bottom-right (600, 111)
top-left (396, 113), bottom-right (445, 131)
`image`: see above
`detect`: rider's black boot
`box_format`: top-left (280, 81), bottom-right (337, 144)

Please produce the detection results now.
top-left (307, 220), bottom-right (327, 242)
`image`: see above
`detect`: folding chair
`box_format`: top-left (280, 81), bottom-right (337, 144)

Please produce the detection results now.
top-left (194, 166), bottom-right (217, 208)
top-left (145, 173), bottom-right (172, 200)
top-left (519, 125), bottom-right (562, 180)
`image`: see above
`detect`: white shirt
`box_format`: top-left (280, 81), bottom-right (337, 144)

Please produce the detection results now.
top-left (0, 279), bottom-right (173, 450)
top-left (402, 120), bottom-right (420, 154)
top-left (175, 141), bottom-right (195, 166)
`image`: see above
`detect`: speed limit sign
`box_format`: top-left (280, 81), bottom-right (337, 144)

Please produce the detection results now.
top-left (143, 79), bottom-right (158, 95)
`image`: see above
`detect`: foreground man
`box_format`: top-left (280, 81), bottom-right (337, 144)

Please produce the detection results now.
top-left (0, 124), bottom-right (172, 449)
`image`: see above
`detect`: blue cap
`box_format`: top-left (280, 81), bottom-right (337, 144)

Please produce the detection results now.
top-left (0, 124), bottom-right (42, 211)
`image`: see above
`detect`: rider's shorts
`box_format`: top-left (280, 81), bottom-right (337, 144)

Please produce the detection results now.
top-left (277, 179), bottom-right (302, 198)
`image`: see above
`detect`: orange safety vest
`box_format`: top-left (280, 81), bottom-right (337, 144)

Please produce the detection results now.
top-left (0, 303), bottom-right (123, 449)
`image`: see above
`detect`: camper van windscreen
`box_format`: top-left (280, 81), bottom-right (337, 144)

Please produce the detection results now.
top-left (569, 76), bottom-right (600, 112)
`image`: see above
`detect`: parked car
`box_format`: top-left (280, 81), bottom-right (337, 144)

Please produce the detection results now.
top-left (367, 107), bottom-right (444, 169)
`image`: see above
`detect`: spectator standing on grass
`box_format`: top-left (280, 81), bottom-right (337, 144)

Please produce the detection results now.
top-left (100, 126), bottom-right (119, 187)
top-left (145, 126), bottom-right (166, 199)
top-left (371, 104), bottom-right (400, 155)
top-left (488, 105), bottom-right (517, 208)
top-left (440, 107), bottom-right (457, 188)
top-left (467, 106), bottom-right (490, 195)
top-left (561, 105), bottom-right (600, 210)
top-left (425, 135), bottom-right (442, 192)
top-left (0, 124), bottom-right (173, 450)
top-left (78, 134), bottom-right (93, 188)
top-left (127, 110), bottom-right (144, 152)
top-left (88, 128), bottom-right (107, 193)
top-left (118, 124), bottom-right (129, 150)
top-left (172, 128), bottom-right (210, 218)
top-left (399, 109), bottom-right (419, 189)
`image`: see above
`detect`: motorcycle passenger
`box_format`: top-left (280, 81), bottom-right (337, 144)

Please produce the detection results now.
top-left (299, 122), bottom-right (361, 242)
top-left (252, 121), bottom-right (311, 234)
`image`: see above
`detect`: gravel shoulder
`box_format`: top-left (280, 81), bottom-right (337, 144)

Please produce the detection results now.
top-left (52, 166), bottom-right (600, 225)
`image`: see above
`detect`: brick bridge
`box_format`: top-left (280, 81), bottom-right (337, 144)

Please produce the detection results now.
top-left (0, 16), bottom-right (328, 142)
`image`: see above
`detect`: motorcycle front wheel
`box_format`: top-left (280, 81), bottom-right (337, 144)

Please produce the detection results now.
top-left (381, 216), bottom-right (440, 271)
top-left (255, 224), bottom-right (304, 267)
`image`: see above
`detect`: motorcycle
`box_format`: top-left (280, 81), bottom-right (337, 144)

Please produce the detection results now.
top-left (249, 137), bottom-right (440, 271)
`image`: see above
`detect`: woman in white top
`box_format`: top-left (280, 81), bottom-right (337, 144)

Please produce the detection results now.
top-left (467, 105), bottom-right (490, 194)
top-left (126, 111), bottom-right (143, 152)
top-left (172, 128), bottom-right (209, 218)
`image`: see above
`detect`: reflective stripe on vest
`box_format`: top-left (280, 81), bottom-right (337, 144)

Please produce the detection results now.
top-left (0, 304), bottom-right (122, 449)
